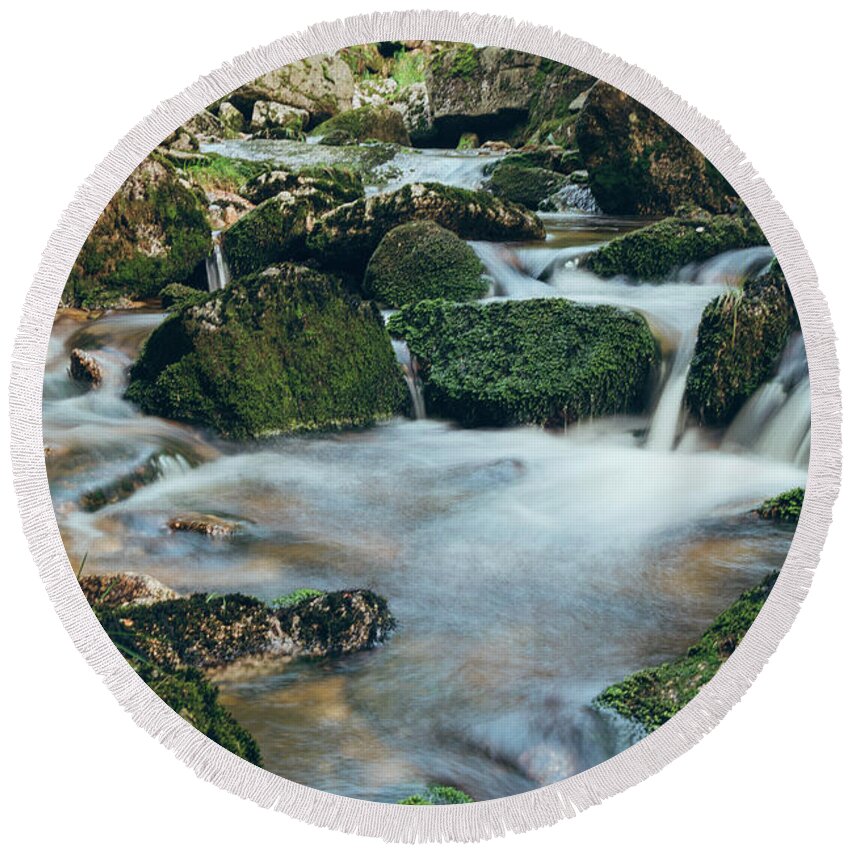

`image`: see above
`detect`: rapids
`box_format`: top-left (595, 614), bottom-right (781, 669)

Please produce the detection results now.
top-left (44, 146), bottom-right (808, 802)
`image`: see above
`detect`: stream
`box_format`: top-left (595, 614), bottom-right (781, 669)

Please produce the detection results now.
top-left (44, 143), bottom-right (808, 802)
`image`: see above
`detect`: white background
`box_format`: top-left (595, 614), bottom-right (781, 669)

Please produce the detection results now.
top-left (1, 1), bottom-right (847, 846)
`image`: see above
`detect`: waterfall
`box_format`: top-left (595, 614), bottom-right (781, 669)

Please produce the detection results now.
top-left (645, 323), bottom-right (699, 451)
top-left (391, 339), bottom-right (426, 419)
top-left (723, 332), bottom-right (810, 467)
top-left (471, 243), bottom-right (556, 298)
top-left (675, 246), bottom-right (774, 286)
top-left (206, 231), bottom-right (231, 292)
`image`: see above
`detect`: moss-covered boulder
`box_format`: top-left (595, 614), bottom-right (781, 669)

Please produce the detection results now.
top-left (757, 487), bottom-right (804, 524)
top-left (312, 105), bottom-right (411, 145)
top-left (387, 298), bottom-right (658, 427)
top-left (425, 45), bottom-right (544, 146)
top-left (307, 182), bottom-right (545, 275)
top-left (125, 263), bottom-right (407, 438)
top-left (582, 211), bottom-right (768, 280)
top-left (64, 154), bottom-right (210, 308)
top-left (576, 81), bottom-right (739, 215)
top-left (227, 54), bottom-right (354, 129)
top-left (686, 260), bottom-right (797, 426)
top-left (222, 166), bottom-right (364, 277)
top-left (363, 221), bottom-right (486, 307)
top-left (79, 573), bottom-right (180, 609)
top-left (595, 572), bottom-right (777, 733)
top-left (484, 162), bottom-right (568, 211)
top-left (523, 63), bottom-right (596, 147)
top-left (493, 146), bottom-right (584, 175)
top-left (249, 101), bottom-right (309, 139)
top-left (159, 283), bottom-right (208, 311)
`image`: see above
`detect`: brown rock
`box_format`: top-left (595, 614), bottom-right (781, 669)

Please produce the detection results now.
top-left (167, 513), bottom-right (242, 537)
top-left (69, 348), bottom-right (102, 387)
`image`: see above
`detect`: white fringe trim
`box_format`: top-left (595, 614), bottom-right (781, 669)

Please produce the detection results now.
top-left (8, 10), bottom-right (841, 842)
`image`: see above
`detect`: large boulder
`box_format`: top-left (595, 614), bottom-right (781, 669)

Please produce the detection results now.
top-left (576, 81), bottom-right (739, 215)
top-left (387, 298), bottom-right (658, 427)
top-left (484, 162), bottom-right (568, 211)
top-left (425, 45), bottom-right (543, 146)
top-left (311, 104), bottom-right (411, 145)
top-left (125, 263), bottom-right (407, 438)
top-left (307, 182), bottom-right (545, 275)
top-left (524, 63), bottom-right (597, 147)
top-left (64, 154), bottom-right (210, 308)
top-left (227, 54), bottom-right (354, 129)
top-left (249, 101), bottom-right (309, 139)
top-left (582, 210), bottom-right (768, 279)
top-left (686, 260), bottom-right (797, 426)
top-left (364, 221), bottom-right (487, 307)
top-left (222, 165), bottom-right (363, 277)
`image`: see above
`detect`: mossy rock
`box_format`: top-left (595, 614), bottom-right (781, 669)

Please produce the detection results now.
top-left (595, 572), bottom-right (778, 733)
top-left (493, 146), bottom-right (583, 175)
top-left (363, 221), bottom-right (487, 307)
top-left (159, 282), bottom-right (208, 311)
top-left (222, 166), bottom-right (364, 278)
top-left (307, 182), bottom-right (545, 276)
top-left (757, 487), bottom-right (804, 524)
top-left (582, 211), bottom-right (768, 280)
top-left (64, 153), bottom-right (210, 308)
top-left (484, 162), bottom-right (568, 211)
top-left (387, 298), bottom-right (658, 427)
top-left (577, 81), bottom-right (739, 215)
top-left (125, 263), bottom-right (407, 438)
top-left (686, 260), bottom-right (797, 426)
top-left (398, 785), bottom-right (474, 805)
top-left (312, 105), bottom-right (411, 145)
top-left (133, 661), bottom-right (262, 764)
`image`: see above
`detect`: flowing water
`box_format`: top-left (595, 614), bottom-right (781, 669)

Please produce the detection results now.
top-left (44, 148), bottom-right (808, 802)
top-left (205, 230), bottom-right (231, 292)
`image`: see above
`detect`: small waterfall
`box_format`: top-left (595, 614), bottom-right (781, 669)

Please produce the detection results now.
top-left (675, 246), bottom-right (774, 285)
top-left (206, 231), bottom-right (231, 292)
top-left (645, 323), bottom-right (700, 451)
top-left (723, 332), bottom-right (810, 467)
top-left (471, 243), bottom-right (556, 298)
top-left (392, 340), bottom-right (426, 419)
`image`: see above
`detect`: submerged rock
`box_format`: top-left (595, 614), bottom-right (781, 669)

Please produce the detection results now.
top-left (576, 81), bottom-right (739, 215)
top-left (167, 513), bottom-right (242, 537)
top-left (79, 572), bottom-right (180, 609)
top-left (80, 452), bottom-right (191, 511)
top-left (69, 348), bottom-right (103, 387)
top-left (64, 153), bottom-right (210, 308)
top-left (595, 572), bottom-right (778, 733)
top-left (484, 162), bottom-right (568, 211)
top-left (223, 165), bottom-right (364, 277)
top-left (582, 210), bottom-right (767, 280)
top-left (364, 221), bottom-right (486, 307)
top-left (312, 104), bottom-right (412, 145)
top-left (387, 298), bottom-right (658, 427)
top-left (686, 260), bottom-right (797, 426)
top-left (307, 182), bottom-right (545, 275)
top-left (125, 263), bottom-right (407, 439)
top-left (757, 487), bottom-right (804, 524)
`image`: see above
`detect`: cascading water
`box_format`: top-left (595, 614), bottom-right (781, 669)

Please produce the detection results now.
top-left (392, 339), bottom-right (427, 420)
top-left (206, 230), bottom-right (231, 292)
top-left (544, 182), bottom-right (601, 214)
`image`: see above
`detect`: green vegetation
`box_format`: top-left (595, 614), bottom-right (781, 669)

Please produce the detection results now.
top-left (447, 44), bottom-right (479, 78)
top-left (159, 283), bottom-right (208, 311)
top-left (686, 260), bottom-right (797, 426)
top-left (387, 298), bottom-right (658, 427)
top-left (484, 162), bottom-right (568, 211)
top-left (270, 588), bottom-right (324, 609)
top-left (391, 49), bottom-right (426, 88)
top-left (398, 785), bottom-right (474, 805)
top-left (125, 263), bottom-right (407, 439)
top-left (180, 152), bottom-right (271, 193)
top-left (65, 153), bottom-right (210, 307)
top-left (363, 221), bottom-right (487, 307)
top-left (596, 572), bottom-right (777, 733)
top-left (758, 488), bottom-right (804, 524)
top-left (583, 211), bottom-right (767, 280)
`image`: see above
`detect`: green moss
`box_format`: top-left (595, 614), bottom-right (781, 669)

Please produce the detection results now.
top-left (686, 260), bottom-right (797, 426)
top-left (398, 785), bottom-right (474, 805)
top-left (125, 263), bottom-right (407, 439)
top-left (583, 212), bottom-right (768, 280)
top-left (364, 221), bottom-right (486, 307)
top-left (159, 283), bottom-right (208, 311)
top-left (595, 572), bottom-right (778, 733)
top-left (387, 298), bottom-right (658, 427)
top-left (757, 487), bottom-right (804, 524)
top-left (66, 153), bottom-right (210, 306)
top-left (447, 44), bottom-right (479, 78)
top-left (493, 148), bottom-right (583, 175)
top-left (181, 152), bottom-right (271, 193)
top-left (456, 132), bottom-right (479, 151)
top-left (391, 49), bottom-right (426, 88)
top-left (270, 588), bottom-right (324, 608)
top-left (312, 105), bottom-right (411, 145)
top-left (484, 163), bottom-right (568, 211)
